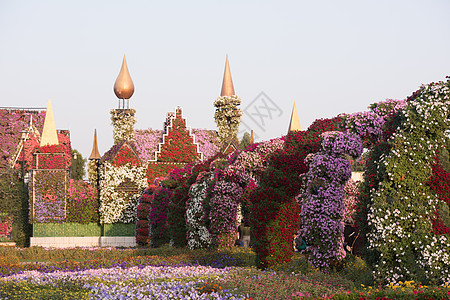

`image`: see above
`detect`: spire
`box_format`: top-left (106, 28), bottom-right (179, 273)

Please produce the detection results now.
top-left (89, 129), bottom-right (101, 160)
top-left (288, 101), bottom-right (301, 133)
top-left (250, 130), bottom-right (254, 144)
top-left (114, 54), bottom-right (135, 100)
top-left (220, 55), bottom-right (235, 97)
top-left (40, 98), bottom-right (59, 147)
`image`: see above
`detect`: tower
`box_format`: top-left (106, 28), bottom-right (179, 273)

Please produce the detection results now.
top-left (40, 98), bottom-right (59, 147)
top-left (288, 101), bottom-right (301, 133)
top-left (111, 55), bottom-right (136, 144)
top-left (88, 129), bottom-right (101, 187)
top-left (214, 55), bottom-right (243, 145)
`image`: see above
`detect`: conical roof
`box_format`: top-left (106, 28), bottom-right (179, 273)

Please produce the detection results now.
top-left (114, 55), bottom-right (135, 99)
top-left (220, 55), bottom-right (235, 97)
top-left (89, 129), bottom-right (101, 159)
top-left (288, 101), bottom-right (301, 133)
top-left (40, 98), bottom-right (59, 147)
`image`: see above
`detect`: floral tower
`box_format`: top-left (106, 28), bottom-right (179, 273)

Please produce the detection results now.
top-left (29, 99), bottom-right (71, 224)
top-left (111, 55), bottom-right (136, 144)
top-left (97, 56), bottom-right (146, 231)
top-left (213, 55), bottom-right (243, 146)
top-left (88, 129), bottom-right (101, 188)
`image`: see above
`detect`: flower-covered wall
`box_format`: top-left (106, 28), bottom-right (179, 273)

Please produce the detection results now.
top-left (146, 107), bottom-right (205, 185)
top-left (0, 109), bottom-right (45, 170)
top-left (99, 141), bottom-right (147, 224)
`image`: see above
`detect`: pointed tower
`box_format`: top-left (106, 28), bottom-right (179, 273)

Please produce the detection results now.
top-left (214, 55), bottom-right (242, 145)
top-left (89, 129), bottom-right (101, 160)
top-left (111, 55), bottom-right (137, 144)
top-left (40, 98), bottom-right (59, 147)
top-left (288, 101), bottom-right (301, 133)
top-left (88, 129), bottom-right (101, 188)
top-left (220, 55), bottom-right (235, 97)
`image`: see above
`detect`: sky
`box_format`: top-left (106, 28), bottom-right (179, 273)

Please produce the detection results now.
top-left (1, 0), bottom-right (449, 159)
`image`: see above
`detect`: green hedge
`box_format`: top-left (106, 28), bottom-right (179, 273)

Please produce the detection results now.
top-left (103, 223), bottom-right (135, 236)
top-left (33, 223), bottom-right (101, 237)
top-left (32, 223), bottom-right (135, 237)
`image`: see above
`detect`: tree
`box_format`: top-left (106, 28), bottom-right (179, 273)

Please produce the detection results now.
top-left (70, 149), bottom-right (86, 180)
top-left (0, 169), bottom-right (31, 246)
top-left (239, 132), bottom-right (251, 150)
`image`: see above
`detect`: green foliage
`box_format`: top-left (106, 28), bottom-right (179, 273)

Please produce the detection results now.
top-left (0, 169), bottom-right (31, 246)
top-left (70, 149), bottom-right (86, 180)
top-left (239, 132), bottom-right (251, 150)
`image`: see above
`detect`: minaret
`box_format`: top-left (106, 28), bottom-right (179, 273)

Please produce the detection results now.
top-left (89, 129), bottom-right (101, 160)
top-left (287, 101), bottom-right (301, 133)
top-left (111, 55), bottom-right (136, 144)
top-left (214, 55), bottom-right (242, 144)
top-left (40, 98), bottom-right (59, 147)
top-left (220, 55), bottom-right (235, 97)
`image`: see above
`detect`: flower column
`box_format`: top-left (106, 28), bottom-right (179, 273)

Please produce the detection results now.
top-left (299, 131), bottom-right (362, 269)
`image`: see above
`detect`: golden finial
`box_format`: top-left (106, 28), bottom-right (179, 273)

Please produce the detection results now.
top-left (288, 101), bottom-right (301, 133)
top-left (250, 130), bottom-right (254, 144)
top-left (89, 129), bottom-right (101, 160)
top-left (114, 55), bottom-right (135, 102)
top-left (40, 98), bottom-right (59, 147)
top-left (220, 54), bottom-right (235, 97)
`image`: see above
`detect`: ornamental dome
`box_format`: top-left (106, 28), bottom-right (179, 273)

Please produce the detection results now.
top-left (114, 55), bottom-right (134, 100)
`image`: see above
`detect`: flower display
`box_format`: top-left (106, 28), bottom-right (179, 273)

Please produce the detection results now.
top-left (345, 99), bottom-right (406, 147)
top-left (1, 265), bottom-right (246, 299)
top-left (134, 128), bottom-right (162, 162)
top-left (356, 79), bottom-right (450, 284)
top-left (249, 117), bottom-right (344, 269)
top-left (110, 109), bottom-right (136, 144)
top-left (343, 178), bottom-right (360, 225)
top-left (66, 179), bottom-right (99, 224)
top-left (29, 170), bottom-right (68, 223)
top-left (135, 187), bottom-right (154, 246)
top-left (99, 161), bottom-right (147, 224)
top-left (87, 160), bottom-right (99, 187)
top-left (154, 108), bottom-right (202, 163)
top-left (0, 109), bottom-right (45, 169)
top-left (298, 131), bottom-right (362, 269)
top-left (149, 186), bottom-right (173, 247)
top-left (186, 174), bottom-right (213, 250)
top-left (191, 129), bottom-right (221, 160)
top-left (214, 95), bottom-right (242, 143)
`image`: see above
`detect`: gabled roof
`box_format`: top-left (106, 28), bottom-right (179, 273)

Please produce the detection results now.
top-left (100, 140), bottom-right (142, 165)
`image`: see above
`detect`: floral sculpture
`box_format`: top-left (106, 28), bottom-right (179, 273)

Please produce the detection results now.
top-left (110, 109), bottom-right (136, 144)
top-left (146, 107), bottom-right (203, 185)
top-left (0, 109), bottom-right (45, 169)
top-left (186, 172), bottom-right (213, 249)
top-left (99, 142), bottom-right (147, 224)
top-left (357, 80), bottom-right (450, 284)
top-left (249, 117), bottom-right (343, 269)
top-left (299, 131), bottom-right (362, 269)
top-left (135, 187), bottom-right (154, 246)
top-left (213, 95), bottom-right (242, 143)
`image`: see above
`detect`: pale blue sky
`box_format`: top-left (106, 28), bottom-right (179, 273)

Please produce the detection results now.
top-left (1, 0), bottom-right (449, 158)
